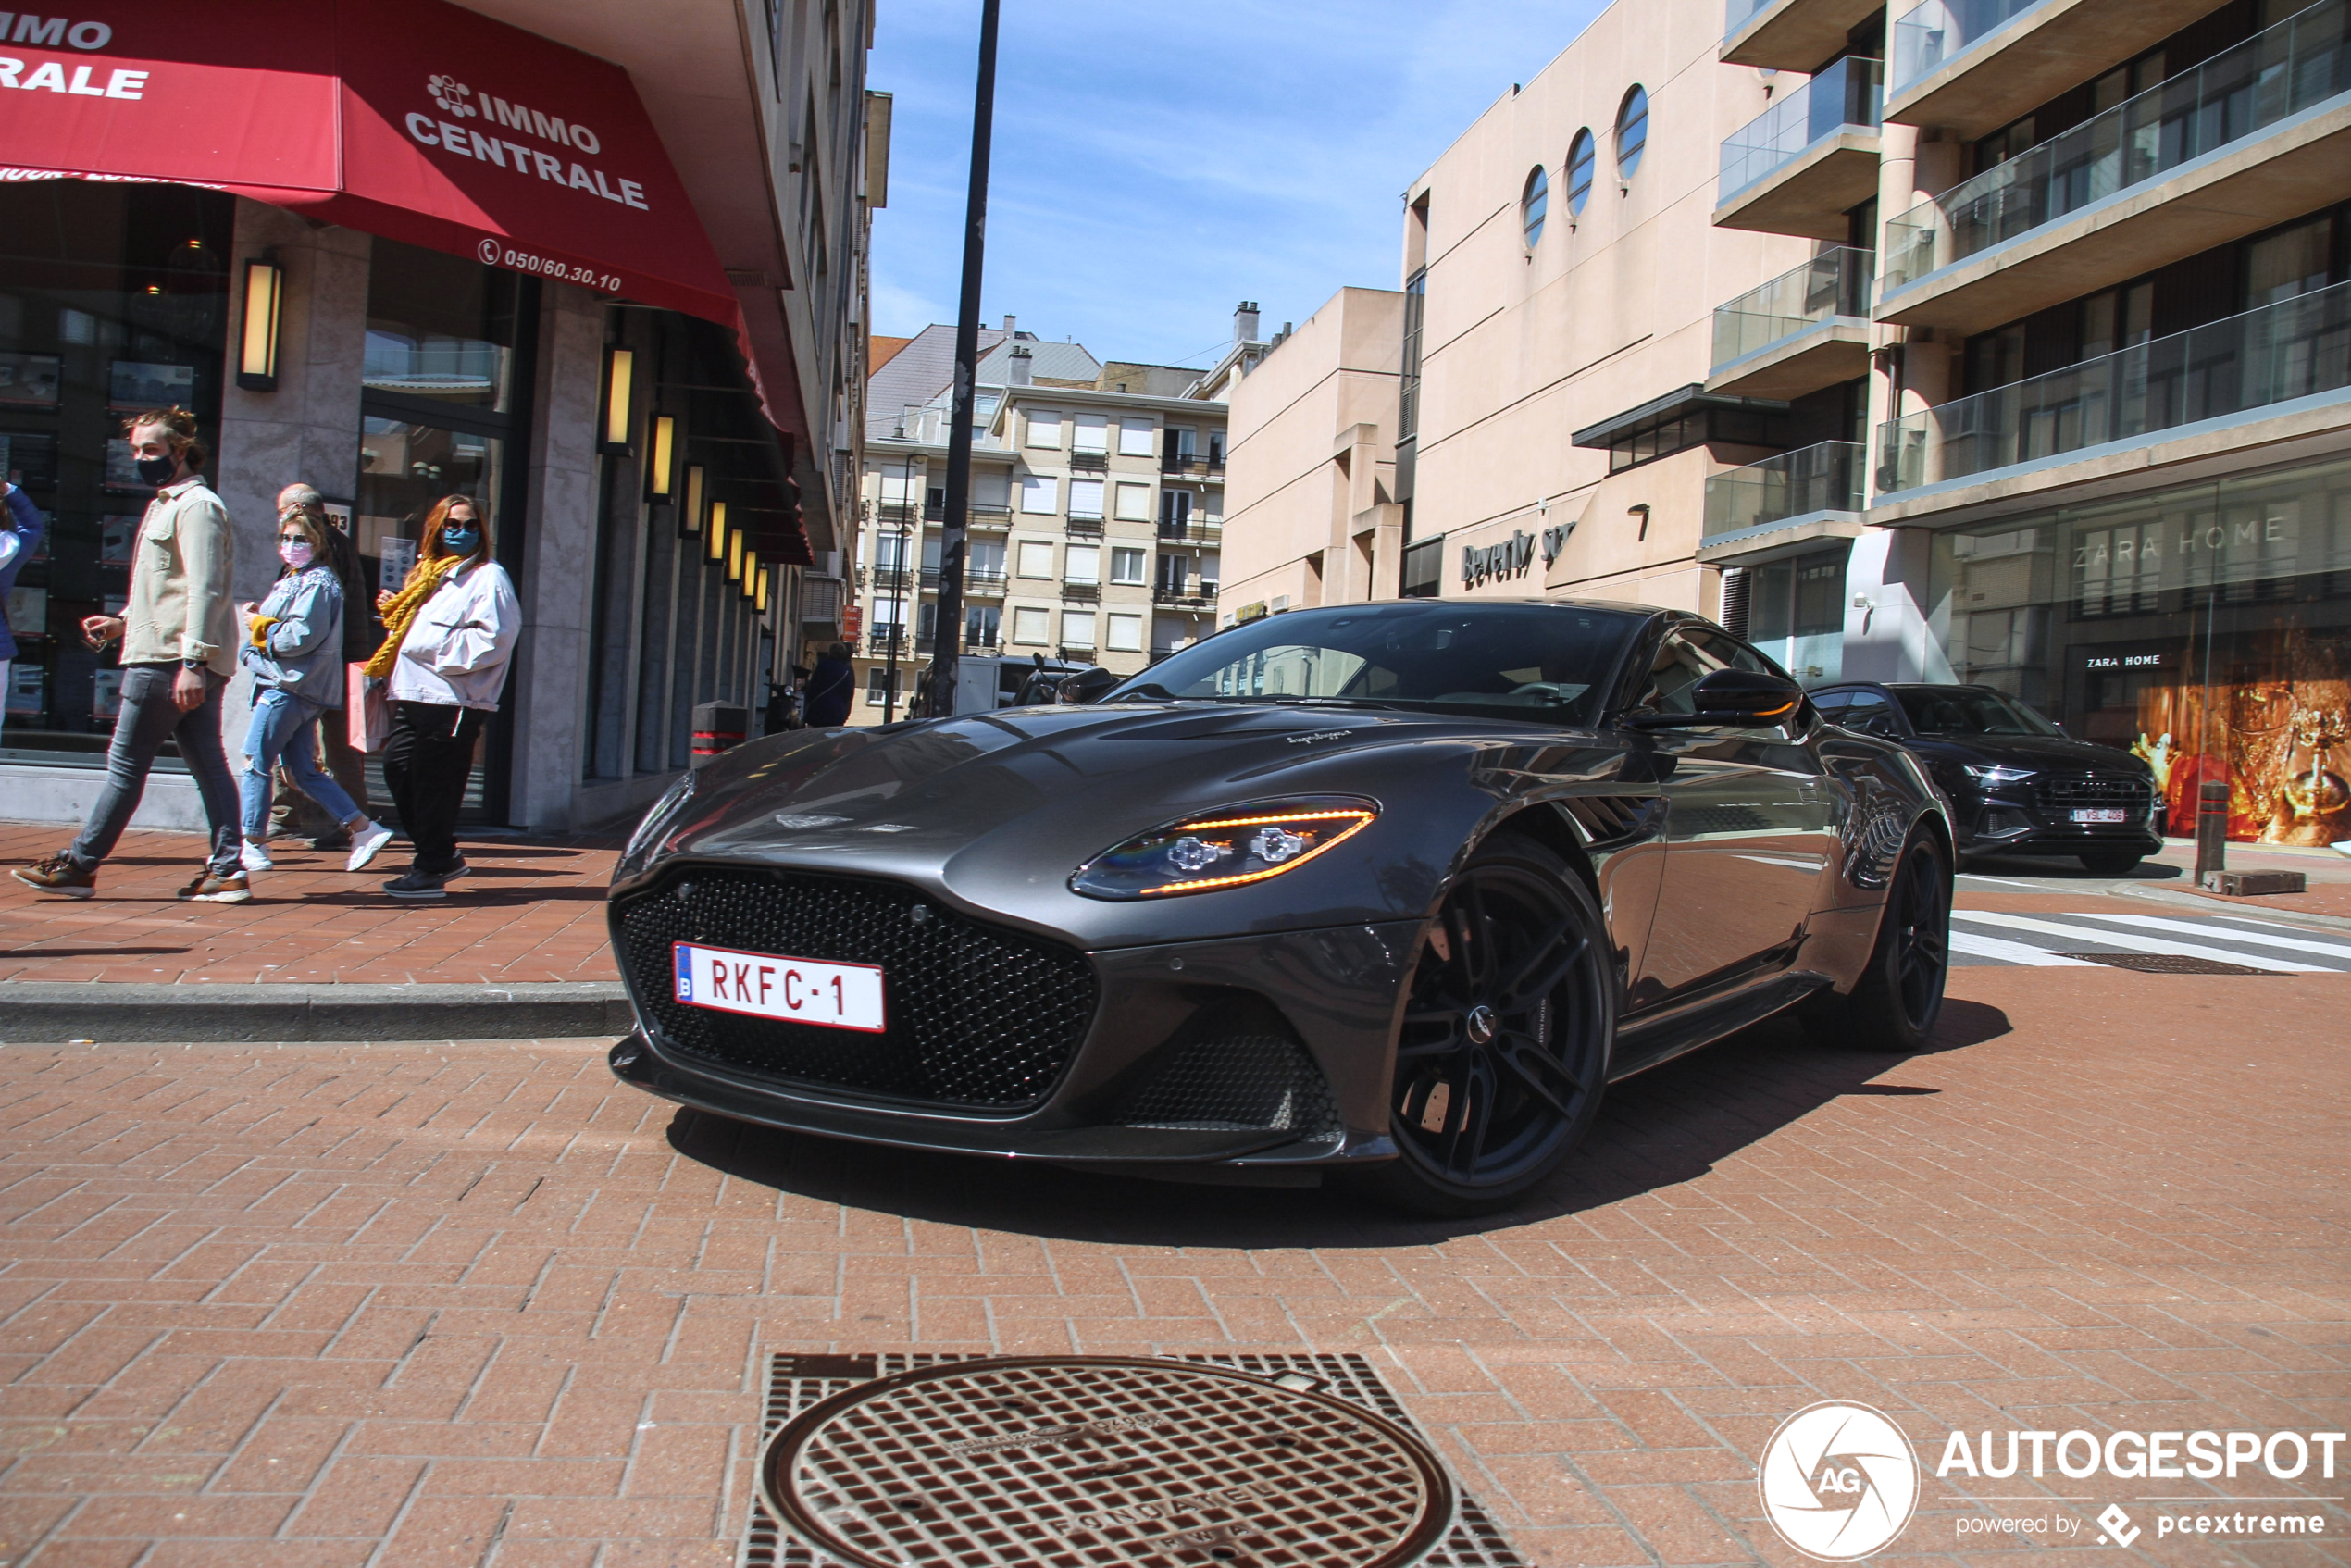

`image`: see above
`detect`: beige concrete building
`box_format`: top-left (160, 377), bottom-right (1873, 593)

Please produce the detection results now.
top-left (841, 314), bottom-right (1251, 719)
top-left (1221, 0), bottom-right (2351, 848)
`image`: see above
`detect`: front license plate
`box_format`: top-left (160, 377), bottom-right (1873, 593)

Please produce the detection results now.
top-left (672, 942), bottom-right (885, 1032)
top-left (2071, 807), bottom-right (2127, 824)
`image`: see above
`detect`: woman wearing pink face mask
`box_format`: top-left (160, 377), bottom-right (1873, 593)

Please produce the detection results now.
top-left (234, 509), bottom-right (394, 877)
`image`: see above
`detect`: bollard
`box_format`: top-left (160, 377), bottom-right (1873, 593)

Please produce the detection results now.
top-left (2193, 778), bottom-right (2228, 883)
top-left (690, 702), bottom-right (749, 765)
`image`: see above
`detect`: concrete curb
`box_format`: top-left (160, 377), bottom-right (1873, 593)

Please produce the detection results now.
top-left (0, 982), bottom-right (634, 1043)
top-left (2111, 880), bottom-right (2351, 934)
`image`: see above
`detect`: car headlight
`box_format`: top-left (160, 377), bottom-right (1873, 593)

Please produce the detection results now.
top-left (624, 770), bottom-right (698, 862)
top-left (1070, 797), bottom-right (1378, 900)
top-left (1963, 764), bottom-right (2035, 787)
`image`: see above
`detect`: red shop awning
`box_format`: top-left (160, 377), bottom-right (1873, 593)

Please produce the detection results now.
top-left (0, 0), bottom-right (748, 375)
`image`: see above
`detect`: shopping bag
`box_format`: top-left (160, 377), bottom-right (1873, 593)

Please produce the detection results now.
top-left (347, 664), bottom-right (390, 753)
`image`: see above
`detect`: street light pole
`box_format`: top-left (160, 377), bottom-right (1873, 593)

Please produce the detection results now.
top-left (926, 0), bottom-right (1001, 719)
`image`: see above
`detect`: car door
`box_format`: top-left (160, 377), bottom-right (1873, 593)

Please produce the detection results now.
top-left (1627, 626), bottom-right (1839, 1010)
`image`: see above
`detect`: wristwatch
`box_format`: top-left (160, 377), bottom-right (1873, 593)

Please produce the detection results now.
top-left (181, 658), bottom-right (205, 672)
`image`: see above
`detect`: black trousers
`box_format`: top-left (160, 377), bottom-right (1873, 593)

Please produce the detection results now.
top-left (383, 700), bottom-right (483, 872)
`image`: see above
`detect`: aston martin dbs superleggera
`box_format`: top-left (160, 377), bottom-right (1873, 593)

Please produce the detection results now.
top-left (605, 601), bottom-right (1953, 1213)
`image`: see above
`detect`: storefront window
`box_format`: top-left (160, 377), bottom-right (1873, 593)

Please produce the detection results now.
top-left (0, 181), bottom-right (233, 760)
top-left (1750, 545), bottom-right (1849, 683)
top-left (1930, 455), bottom-right (2351, 845)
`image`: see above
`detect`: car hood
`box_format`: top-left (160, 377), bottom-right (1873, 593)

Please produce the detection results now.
top-left (1907, 732), bottom-right (2146, 774)
top-left (620, 701), bottom-right (1625, 948)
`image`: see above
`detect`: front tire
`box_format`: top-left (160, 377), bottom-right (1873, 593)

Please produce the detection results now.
top-left (1350, 838), bottom-right (1614, 1217)
top-left (1805, 832), bottom-right (1950, 1052)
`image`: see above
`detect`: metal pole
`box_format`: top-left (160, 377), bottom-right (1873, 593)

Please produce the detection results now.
top-left (926, 0), bottom-right (1001, 719)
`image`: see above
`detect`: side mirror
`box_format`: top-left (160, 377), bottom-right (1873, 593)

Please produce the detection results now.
top-left (1055, 666), bottom-right (1121, 704)
top-left (1624, 668), bottom-right (1805, 730)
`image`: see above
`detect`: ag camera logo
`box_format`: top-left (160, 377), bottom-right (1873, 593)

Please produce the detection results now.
top-left (1760, 1401), bottom-right (1921, 1560)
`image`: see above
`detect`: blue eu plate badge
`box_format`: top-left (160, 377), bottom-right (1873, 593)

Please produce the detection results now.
top-left (675, 944), bottom-right (693, 1002)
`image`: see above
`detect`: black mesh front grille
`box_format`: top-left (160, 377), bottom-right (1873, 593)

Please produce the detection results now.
top-left (2033, 774), bottom-right (2152, 823)
top-left (613, 867), bottom-right (1097, 1109)
top-left (1117, 1005), bottom-right (1341, 1139)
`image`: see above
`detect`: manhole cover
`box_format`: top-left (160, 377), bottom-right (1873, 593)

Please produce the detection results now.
top-left (2060, 952), bottom-right (2275, 976)
top-left (759, 1354), bottom-right (1456, 1567)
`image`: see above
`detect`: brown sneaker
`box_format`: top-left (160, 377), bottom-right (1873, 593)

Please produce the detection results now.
top-left (178, 870), bottom-right (253, 904)
top-left (13, 853), bottom-right (97, 899)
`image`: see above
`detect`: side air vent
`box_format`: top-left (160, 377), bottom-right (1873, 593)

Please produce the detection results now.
top-left (1560, 794), bottom-right (1653, 844)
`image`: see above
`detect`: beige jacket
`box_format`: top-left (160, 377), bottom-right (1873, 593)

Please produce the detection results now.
top-left (121, 477), bottom-right (237, 675)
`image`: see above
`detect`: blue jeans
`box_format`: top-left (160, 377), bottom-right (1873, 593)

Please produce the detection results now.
top-left (69, 663), bottom-right (242, 875)
top-left (240, 687), bottom-right (360, 840)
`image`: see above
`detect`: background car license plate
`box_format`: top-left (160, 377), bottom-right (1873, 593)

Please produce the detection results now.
top-left (2071, 807), bottom-right (2127, 823)
top-left (673, 942), bottom-right (885, 1032)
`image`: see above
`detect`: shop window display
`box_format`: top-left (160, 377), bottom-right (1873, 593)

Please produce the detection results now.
top-left (1930, 455), bottom-right (2351, 845)
top-left (0, 181), bottom-right (232, 757)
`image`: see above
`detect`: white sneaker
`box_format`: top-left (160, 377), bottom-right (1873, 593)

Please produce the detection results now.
top-left (240, 840), bottom-right (275, 873)
top-left (346, 821), bottom-right (396, 873)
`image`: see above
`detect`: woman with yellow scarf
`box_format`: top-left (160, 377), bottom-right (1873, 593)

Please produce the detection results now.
top-left (371, 495), bottom-right (520, 900)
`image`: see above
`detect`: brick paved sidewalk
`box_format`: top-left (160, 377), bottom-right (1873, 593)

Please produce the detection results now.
top-left (1, 966), bottom-right (2344, 1565)
top-left (0, 824), bottom-right (620, 987)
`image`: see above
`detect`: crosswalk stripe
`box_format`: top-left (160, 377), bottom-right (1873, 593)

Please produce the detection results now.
top-left (1949, 930), bottom-right (2097, 966)
top-left (1949, 911), bottom-right (2331, 973)
top-left (2061, 911), bottom-right (2351, 962)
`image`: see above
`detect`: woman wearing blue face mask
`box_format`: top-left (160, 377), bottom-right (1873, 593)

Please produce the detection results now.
top-left (369, 494), bottom-right (519, 899)
top-left (235, 510), bottom-right (395, 877)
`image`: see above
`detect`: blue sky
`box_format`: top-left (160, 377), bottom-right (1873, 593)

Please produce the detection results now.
top-left (867, 0), bottom-right (1609, 370)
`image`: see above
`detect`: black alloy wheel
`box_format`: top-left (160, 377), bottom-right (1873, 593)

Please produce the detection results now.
top-left (1807, 833), bottom-right (1950, 1052)
top-left (1355, 838), bottom-right (1613, 1216)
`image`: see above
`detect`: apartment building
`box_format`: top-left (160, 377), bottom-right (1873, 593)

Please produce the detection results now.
top-left (843, 315), bottom-right (1245, 720)
top-left (1219, 0), bottom-right (2350, 848)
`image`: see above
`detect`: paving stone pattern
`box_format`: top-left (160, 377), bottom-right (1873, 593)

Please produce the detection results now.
top-left (0, 825), bottom-right (620, 987)
top-left (0, 967), bottom-right (2344, 1564)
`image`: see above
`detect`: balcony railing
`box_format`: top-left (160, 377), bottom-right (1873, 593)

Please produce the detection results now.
top-left (1890, 0), bottom-right (2046, 91)
top-left (1152, 585), bottom-right (1219, 607)
top-left (1065, 516), bottom-right (1106, 537)
top-left (1703, 441), bottom-right (1866, 539)
top-left (865, 629), bottom-right (908, 656)
top-left (964, 569), bottom-right (1008, 595)
top-left (1156, 519), bottom-right (1222, 544)
top-left (1719, 56), bottom-right (1883, 201)
top-left (1070, 449), bottom-right (1110, 470)
top-left (1159, 453), bottom-right (1226, 476)
top-left (1711, 246), bottom-right (1875, 368)
top-left (1064, 582), bottom-right (1102, 602)
top-left (1885, 0), bottom-right (2351, 290)
top-left (1876, 279), bottom-right (2351, 494)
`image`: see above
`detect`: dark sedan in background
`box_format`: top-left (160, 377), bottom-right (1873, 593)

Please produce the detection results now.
top-left (1808, 682), bottom-right (2162, 875)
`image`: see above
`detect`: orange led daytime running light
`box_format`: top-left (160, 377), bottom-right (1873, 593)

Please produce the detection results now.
top-left (1136, 812), bottom-right (1375, 897)
top-left (1756, 699), bottom-right (1796, 718)
top-left (1171, 809), bottom-right (1372, 833)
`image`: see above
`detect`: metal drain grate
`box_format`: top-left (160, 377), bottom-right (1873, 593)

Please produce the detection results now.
top-left (2060, 952), bottom-right (2278, 976)
top-left (740, 1353), bottom-right (1526, 1568)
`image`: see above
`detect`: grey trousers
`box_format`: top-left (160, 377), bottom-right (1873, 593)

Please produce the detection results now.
top-left (68, 663), bottom-right (241, 876)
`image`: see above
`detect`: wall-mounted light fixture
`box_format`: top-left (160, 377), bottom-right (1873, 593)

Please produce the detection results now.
top-left (728, 529), bottom-right (744, 582)
top-left (1628, 502), bottom-right (1651, 541)
top-left (645, 415), bottom-right (677, 498)
top-left (742, 549), bottom-right (760, 600)
top-left (682, 464), bottom-right (705, 534)
top-left (754, 566), bottom-right (770, 614)
top-left (600, 347), bottom-right (634, 452)
top-left (236, 254), bottom-right (282, 392)
top-left (707, 500), bottom-right (728, 562)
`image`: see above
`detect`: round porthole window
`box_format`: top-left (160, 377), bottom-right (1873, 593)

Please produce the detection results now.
top-left (1521, 165), bottom-right (1549, 248)
top-left (1565, 128), bottom-right (1596, 214)
top-left (1615, 84), bottom-right (1648, 179)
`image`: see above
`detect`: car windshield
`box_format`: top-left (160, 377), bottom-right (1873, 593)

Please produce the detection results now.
top-left (1110, 603), bottom-right (1646, 727)
top-left (1892, 687), bottom-right (2061, 736)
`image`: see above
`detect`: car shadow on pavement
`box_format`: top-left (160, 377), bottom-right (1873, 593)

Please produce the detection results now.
top-left (664, 996), bottom-right (2013, 1248)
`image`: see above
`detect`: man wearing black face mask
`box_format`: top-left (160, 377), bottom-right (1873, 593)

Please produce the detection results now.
top-left (13, 406), bottom-right (246, 902)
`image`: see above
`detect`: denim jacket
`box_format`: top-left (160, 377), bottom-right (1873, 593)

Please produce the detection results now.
top-left (0, 482), bottom-right (44, 662)
top-left (238, 566), bottom-right (347, 705)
